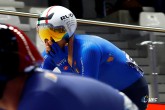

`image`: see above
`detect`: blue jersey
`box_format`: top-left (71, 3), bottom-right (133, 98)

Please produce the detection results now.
top-left (42, 34), bottom-right (144, 90)
top-left (18, 69), bottom-right (131, 110)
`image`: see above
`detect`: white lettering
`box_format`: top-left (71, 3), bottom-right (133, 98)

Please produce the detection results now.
top-left (80, 57), bottom-right (84, 76)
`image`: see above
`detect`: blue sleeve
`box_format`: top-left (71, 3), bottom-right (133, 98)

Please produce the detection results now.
top-left (41, 48), bottom-right (74, 73)
top-left (40, 50), bottom-right (56, 70)
top-left (18, 92), bottom-right (62, 110)
top-left (80, 44), bottom-right (101, 78)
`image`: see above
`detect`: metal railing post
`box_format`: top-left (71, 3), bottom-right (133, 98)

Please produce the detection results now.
top-left (148, 33), bottom-right (159, 100)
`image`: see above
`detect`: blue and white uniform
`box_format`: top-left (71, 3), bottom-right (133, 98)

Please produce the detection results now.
top-left (41, 34), bottom-right (149, 110)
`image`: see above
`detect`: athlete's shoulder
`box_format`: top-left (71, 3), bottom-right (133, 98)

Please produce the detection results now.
top-left (75, 34), bottom-right (102, 39)
top-left (19, 70), bottom-right (60, 110)
top-left (19, 69), bottom-right (137, 110)
top-left (19, 84), bottom-right (58, 110)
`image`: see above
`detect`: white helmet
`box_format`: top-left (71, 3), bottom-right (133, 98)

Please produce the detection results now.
top-left (36, 6), bottom-right (77, 42)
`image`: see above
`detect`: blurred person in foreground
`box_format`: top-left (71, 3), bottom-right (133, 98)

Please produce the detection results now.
top-left (0, 23), bottom-right (138, 110)
top-left (37, 6), bottom-right (149, 110)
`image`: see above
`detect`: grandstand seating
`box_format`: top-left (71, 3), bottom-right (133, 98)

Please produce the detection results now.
top-left (140, 12), bottom-right (165, 36)
top-left (0, 7), bottom-right (30, 31)
top-left (0, 0), bottom-right (25, 8)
